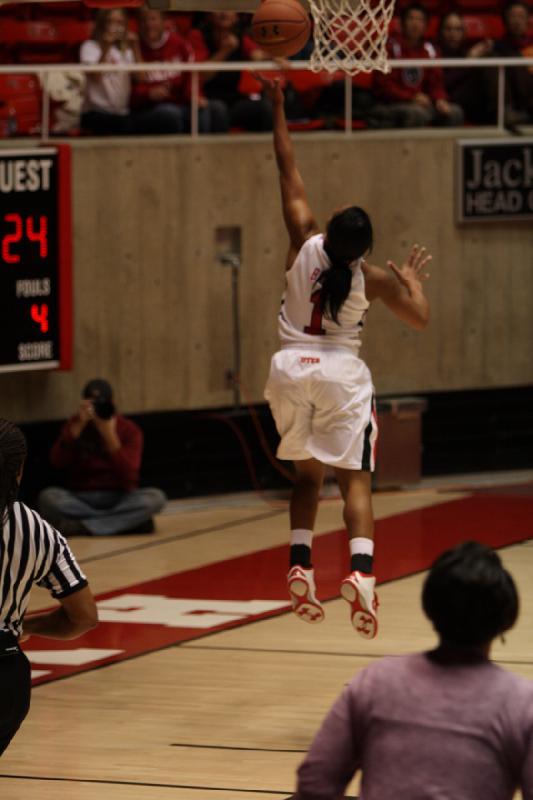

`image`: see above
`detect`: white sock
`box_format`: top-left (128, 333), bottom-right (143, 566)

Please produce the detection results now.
top-left (349, 537), bottom-right (374, 557)
top-left (291, 529), bottom-right (313, 548)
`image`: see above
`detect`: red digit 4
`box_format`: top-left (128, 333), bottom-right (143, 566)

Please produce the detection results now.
top-left (31, 304), bottom-right (49, 334)
top-left (26, 215), bottom-right (48, 258)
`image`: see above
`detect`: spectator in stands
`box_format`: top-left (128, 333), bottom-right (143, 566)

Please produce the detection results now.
top-left (189, 11), bottom-right (270, 131)
top-left (132, 7), bottom-right (227, 134)
top-left (493, 1), bottom-right (533, 126)
top-left (370, 3), bottom-right (464, 128)
top-left (438, 11), bottom-right (496, 124)
top-left (39, 378), bottom-right (166, 536)
top-left (315, 74), bottom-right (377, 127)
top-left (190, 12), bottom-right (311, 131)
top-left (294, 541), bottom-right (533, 800)
top-left (80, 9), bottom-right (141, 136)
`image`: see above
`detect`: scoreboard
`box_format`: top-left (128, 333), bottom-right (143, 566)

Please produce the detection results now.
top-left (0, 145), bottom-right (72, 373)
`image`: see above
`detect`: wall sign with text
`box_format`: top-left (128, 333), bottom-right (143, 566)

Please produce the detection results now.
top-left (0, 146), bottom-right (72, 373)
top-left (457, 139), bottom-right (533, 222)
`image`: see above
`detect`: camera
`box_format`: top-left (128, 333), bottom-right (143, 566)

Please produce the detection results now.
top-left (82, 379), bottom-right (115, 420)
top-left (92, 399), bottom-right (115, 420)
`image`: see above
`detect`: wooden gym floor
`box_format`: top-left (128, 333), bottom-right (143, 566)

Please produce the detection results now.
top-left (1, 471), bottom-right (533, 799)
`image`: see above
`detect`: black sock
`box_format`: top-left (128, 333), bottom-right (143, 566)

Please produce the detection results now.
top-left (290, 544), bottom-right (312, 569)
top-left (351, 553), bottom-right (373, 574)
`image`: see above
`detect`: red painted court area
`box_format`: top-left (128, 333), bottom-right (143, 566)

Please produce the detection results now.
top-left (26, 489), bottom-right (533, 686)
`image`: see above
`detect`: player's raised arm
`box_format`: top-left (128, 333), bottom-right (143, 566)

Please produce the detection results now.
top-left (256, 75), bottom-right (319, 267)
top-left (363, 244), bottom-right (431, 330)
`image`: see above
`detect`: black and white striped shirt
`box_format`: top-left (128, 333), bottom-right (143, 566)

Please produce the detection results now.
top-left (0, 501), bottom-right (88, 637)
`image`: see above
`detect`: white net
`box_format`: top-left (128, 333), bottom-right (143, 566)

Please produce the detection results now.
top-left (308, 0), bottom-right (396, 75)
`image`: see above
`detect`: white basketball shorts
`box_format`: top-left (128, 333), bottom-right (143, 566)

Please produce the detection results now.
top-left (264, 348), bottom-right (378, 471)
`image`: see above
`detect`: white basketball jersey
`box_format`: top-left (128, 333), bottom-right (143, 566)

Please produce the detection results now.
top-left (278, 233), bottom-right (369, 355)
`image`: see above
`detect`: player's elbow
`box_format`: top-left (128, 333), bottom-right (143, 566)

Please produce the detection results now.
top-left (81, 597), bottom-right (99, 632)
top-left (68, 610), bottom-right (99, 638)
top-left (84, 605), bottom-right (99, 631)
top-left (63, 592), bottom-right (99, 637)
top-left (72, 604), bottom-right (98, 639)
top-left (412, 314), bottom-right (429, 331)
top-left (409, 303), bottom-right (429, 330)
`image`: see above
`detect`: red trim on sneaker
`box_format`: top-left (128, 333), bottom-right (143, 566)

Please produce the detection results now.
top-left (287, 566), bottom-right (325, 624)
top-left (340, 571), bottom-right (379, 639)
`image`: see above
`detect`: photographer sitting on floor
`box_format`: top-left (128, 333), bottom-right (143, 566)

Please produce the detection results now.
top-left (39, 378), bottom-right (166, 536)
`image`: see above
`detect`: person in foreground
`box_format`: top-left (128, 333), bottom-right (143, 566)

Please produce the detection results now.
top-left (259, 75), bottom-right (431, 639)
top-left (294, 541), bottom-right (533, 800)
top-left (0, 420), bottom-right (98, 756)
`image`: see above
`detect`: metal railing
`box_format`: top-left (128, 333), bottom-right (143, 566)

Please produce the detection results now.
top-left (0, 56), bottom-right (531, 140)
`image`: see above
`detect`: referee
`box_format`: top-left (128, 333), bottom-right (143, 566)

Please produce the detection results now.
top-left (0, 419), bottom-right (98, 756)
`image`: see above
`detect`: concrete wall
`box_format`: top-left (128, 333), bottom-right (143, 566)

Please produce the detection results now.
top-left (1, 131), bottom-right (531, 422)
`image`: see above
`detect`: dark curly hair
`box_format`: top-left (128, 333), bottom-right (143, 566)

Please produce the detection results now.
top-left (0, 420), bottom-right (27, 524)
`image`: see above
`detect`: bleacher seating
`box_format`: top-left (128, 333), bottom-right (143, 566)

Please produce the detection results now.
top-left (454, 0), bottom-right (500, 11)
top-left (0, 1), bottom-right (529, 137)
top-left (388, 12), bottom-right (506, 41)
top-left (462, 13), bottom-right (504, 39)
top-left (2, 18), bottom-right (92, 63)
top-left (0, 74), bottom-right (41, 135)
top-left (29, 1), bottom-right (92, 18)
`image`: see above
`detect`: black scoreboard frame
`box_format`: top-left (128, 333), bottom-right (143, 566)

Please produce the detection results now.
top-left (0, 144), bottom-right (72, 373)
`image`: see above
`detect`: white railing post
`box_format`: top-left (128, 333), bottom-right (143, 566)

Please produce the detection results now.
top-left (344, 72), bottom-right (352, 136)
top-left (497, 65), bottom-right (505, 132)
top-left (191, 70), bottom-right (199, 137)
top-left (40, 70), bottom-right (50, 142)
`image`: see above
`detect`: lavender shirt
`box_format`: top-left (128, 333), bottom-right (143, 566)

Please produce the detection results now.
top-left (296, 653), bottom-right (533, 800)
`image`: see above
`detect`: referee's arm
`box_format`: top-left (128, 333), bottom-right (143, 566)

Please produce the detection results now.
top-left (24, 520), bottom-right (98, 640)
top-left (23, 586), bottom-right (98, 641)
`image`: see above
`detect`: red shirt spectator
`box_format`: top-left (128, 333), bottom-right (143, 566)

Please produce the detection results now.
top-left (51, 414), bottom-right (142, 492)
top-left (374, 37), bottom-right (448, 104)
top-left (132, 9), bottom-right (194, 110)
top-left (369, 3), bottom-right (463, 128)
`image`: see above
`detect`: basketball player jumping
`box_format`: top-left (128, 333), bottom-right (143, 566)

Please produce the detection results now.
top-left (260, 76), bottom-right (431, 639)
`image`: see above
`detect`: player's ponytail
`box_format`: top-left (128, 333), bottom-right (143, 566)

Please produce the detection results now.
top-left (321, 206), bottom-right (373, 324)
top-left (0, 420), bottom-right (27, 524)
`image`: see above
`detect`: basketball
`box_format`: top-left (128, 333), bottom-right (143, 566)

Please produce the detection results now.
top-left (251, 0), bottom-right (311, 58)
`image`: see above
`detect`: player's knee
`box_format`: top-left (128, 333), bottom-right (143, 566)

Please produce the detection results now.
top-left (348, 493), bottom-right (372, 517)
top-left (444, 105), bottom-right (464, 126)
top-left (344, 481), bottom-right (372, 515)
top-left (408, 111), bottom-right (428, 127)
top-left (38, 487), bottom-right (69, 513)
top-left (294, 473), bottom-right (322, 492)
top-left (141, 488), bottom-right (167, 514)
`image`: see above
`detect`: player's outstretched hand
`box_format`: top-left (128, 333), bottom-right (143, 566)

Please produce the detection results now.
top-left (387, 244), bottom-right (432, 290)
top-left (253, 73), bottom-right (284, 104)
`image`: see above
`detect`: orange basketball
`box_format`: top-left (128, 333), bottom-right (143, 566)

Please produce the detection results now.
top-left (251, 0), bottom-right (311, 58)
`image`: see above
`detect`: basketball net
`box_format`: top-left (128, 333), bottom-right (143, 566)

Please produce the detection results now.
top-left (308, 0), bottom-right (396, 75)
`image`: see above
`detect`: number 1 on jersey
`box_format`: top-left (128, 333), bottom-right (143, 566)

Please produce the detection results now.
top-left (304, 288), bottom-right (326, 336)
